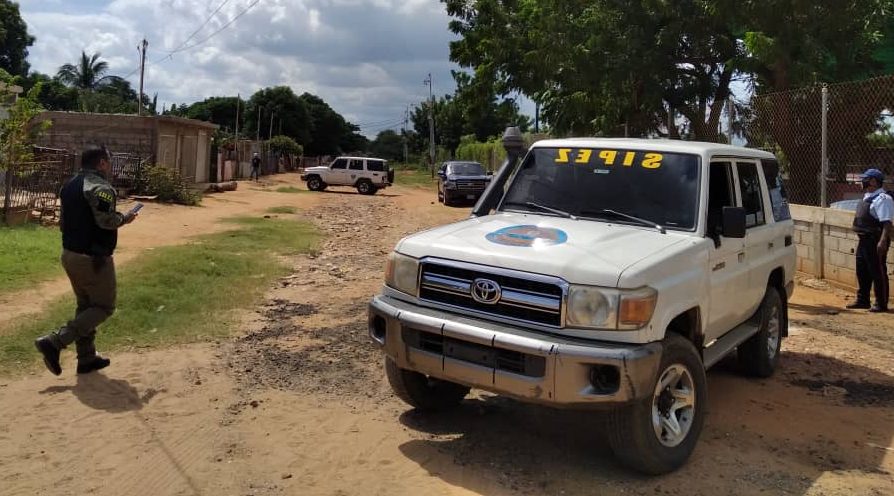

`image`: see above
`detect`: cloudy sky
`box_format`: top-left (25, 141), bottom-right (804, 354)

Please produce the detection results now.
top-left (19, 0), bottom-right (530, 137)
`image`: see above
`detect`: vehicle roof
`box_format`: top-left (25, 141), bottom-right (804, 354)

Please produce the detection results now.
top-left (530, 138), bottom-right (776, 159)
top-left (444, 160), bottom-right (483, 165)
top-left (335, 156), bottom-right (387, 161)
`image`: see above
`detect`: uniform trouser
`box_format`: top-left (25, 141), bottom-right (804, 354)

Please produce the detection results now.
top-left (250, 167), bottom-right (260, 180)
top-left (49, 250), bottom-right (117, 361)
top-left (855, 234), bottom-right (889, 308)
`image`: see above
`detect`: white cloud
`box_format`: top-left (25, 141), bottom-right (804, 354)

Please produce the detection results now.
top-left (20, 0), bottom-right (472, 136)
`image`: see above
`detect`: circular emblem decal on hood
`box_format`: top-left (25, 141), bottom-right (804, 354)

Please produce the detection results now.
top-left (485, 225), bottom-right (568, 247)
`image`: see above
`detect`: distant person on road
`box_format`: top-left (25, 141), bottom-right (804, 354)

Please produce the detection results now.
top-left (847, 168), bottom-right (892, 313)
top-left (251, 152), bottom-right (261, 181)
top-left (34, 145), bottom-right (138, 375)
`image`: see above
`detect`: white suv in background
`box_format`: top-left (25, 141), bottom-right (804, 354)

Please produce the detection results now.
top-left (301, 156), bottom-right (393, 195)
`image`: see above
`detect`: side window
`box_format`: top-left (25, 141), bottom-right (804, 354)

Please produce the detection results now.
top-left (348, 159), bottom-right (364, 171)
top-left (761, 159), bottom-right (791, 221)
top-left (708, 162), bottom-right (736, 238)
top-left (367, 160), bottom-right (384, 172)
top-left (737, 162), bottom-right (765, 228)
top-left (332, 159), bottom-right (347, 170)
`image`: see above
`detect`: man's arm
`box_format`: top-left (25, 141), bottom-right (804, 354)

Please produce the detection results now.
top-left (876, 195), bottom-right (894, 254)
top-left (85, 185), bottom-right (126, 230)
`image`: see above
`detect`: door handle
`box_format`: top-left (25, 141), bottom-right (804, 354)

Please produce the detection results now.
top-left (738, 252), bottom-right (746, 263)
top-left (712, 262), bottom-right (726, 272)
top-left (768, 242), bottom-right (774, 249)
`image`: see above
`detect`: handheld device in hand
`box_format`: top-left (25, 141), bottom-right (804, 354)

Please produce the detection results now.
top-left (128, 202), bottom-right (144, 216)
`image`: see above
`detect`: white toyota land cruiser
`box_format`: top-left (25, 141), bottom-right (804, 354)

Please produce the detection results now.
top-left (301, 156), bottom-right (392, 195)
top-left (369, 128), bottom-right (795, 474)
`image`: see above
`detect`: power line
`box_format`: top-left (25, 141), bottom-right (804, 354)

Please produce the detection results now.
top-left (155, 0), bottom-right (263, 63)
top-left (171, 0), bottom-right (233, 54)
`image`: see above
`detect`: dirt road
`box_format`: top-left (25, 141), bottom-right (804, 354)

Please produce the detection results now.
top-left (1, 183), bottom-right (892, 496)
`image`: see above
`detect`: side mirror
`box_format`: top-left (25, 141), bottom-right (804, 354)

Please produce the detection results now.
top-left (721, 207), bottom-right (746, 239)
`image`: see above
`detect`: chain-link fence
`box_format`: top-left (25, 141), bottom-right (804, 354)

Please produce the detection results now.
top-left (744, 75), bottom-right (894, 207)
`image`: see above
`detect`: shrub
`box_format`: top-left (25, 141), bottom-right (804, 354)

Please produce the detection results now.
top-left (144, 165), bottom-right (202, 205)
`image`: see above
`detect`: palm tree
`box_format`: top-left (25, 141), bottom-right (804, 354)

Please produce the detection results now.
top-left (56, 51), bottom-right (121, 90)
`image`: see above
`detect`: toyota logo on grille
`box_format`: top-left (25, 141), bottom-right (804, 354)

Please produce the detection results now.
top-left (471, 278), bottom-right (501, 305)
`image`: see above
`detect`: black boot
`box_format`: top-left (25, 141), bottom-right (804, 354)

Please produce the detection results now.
top-left (76, 356), bottom-right (111, 374)
top-left (846, 301), bottom-right (871, 310)
top-left (35, 337), bottom-right (62, 376)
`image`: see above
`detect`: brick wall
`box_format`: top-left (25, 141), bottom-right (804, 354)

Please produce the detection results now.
top-left (791, 204), bottom-right (893, 302)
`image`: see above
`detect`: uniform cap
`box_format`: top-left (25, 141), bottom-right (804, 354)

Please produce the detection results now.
top-left (860, 168), bottom-right (884, 181)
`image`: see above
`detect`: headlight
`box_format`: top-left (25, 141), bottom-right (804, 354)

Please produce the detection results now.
top-left (566, 285), bottom-right (657, 330)
top-left (384, 252), bottom-right (419, 296)
top-left (445, 180), bottom-right (456, 189)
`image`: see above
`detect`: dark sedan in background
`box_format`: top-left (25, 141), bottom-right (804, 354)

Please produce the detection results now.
top-left (437, 161), bottom-right (491, 206)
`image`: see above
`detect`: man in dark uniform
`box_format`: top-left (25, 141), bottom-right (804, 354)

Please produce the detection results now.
top-left (846, 168), bottom-right (893, 313)
top-left (250, 152), bottom-right (261, 181)
top-left (34, 145), bottom-right (138, 375)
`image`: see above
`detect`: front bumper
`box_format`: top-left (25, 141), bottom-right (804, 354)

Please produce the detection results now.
top-left (368, 295), bottom-right (663, 408)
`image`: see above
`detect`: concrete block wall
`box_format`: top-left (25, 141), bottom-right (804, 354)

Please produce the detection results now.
top-left (791, 204), bottom-right (894, 302)
top-left (33, 112), bottom-right (154, 164)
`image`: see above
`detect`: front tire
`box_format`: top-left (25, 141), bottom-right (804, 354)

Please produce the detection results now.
top-left (738, 286), bottom-right (784, 378)
top-left (607, 333), bottom-right (706, 475)
top-left (385, 358), bottom-right (469, 411)
top-left (307, 176), bottom-right (326, 191)
top-left (443, 190), bottom-right (453, 206)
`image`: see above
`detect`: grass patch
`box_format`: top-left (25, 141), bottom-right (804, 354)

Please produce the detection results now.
top-left (275, 186), bottom-right (305, 194)
top-left (0, 216), bottom-right (319, 375)
top-left (394, 168), bottom-right (437, 189)
top-left (266, 206), bottom-right (298, 214)
top-left (0, 225), bottom-right (63, 295)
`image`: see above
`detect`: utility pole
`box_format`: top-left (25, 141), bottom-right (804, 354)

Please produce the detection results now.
top-left (403, 104), bottom-right (409, 164)
top-left (424, 73), bottom-right (435, 177)
top-left (256, 105), bottom-right (261, 141)
top-left (137, 38), bottom-right (148, 116)
top-left (235, 93), bottom-right (240, 162)
top-left (727, 96), bottom-right (735, 144)
top-left (268, 109), bottom-right (275, 140)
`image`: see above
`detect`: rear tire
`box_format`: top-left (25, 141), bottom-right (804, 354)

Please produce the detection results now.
top-left (307, 176), bottom-right (325, 191)
top-left (385, 358), bottom-right (469, 411)
top-left (357, 179), bottom-right (376, 195)
top-left (607, 333), bottom-right (706, 475)
top-left (738, 286), bottom-right (784, 378)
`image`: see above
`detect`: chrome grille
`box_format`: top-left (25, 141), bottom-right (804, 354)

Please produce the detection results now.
top-left (419, 260), bottom-right (564, 327)
top-left (455, 179), bottom-right (487, 191)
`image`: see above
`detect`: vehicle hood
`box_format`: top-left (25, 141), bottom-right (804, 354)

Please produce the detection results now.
top-left (305, 166), bottom-right (328, 173)
top-left (396, 212), bottom-right (691, 287)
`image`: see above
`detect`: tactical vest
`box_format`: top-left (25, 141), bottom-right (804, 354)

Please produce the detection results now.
top-left (853, 193), bottom-right (883, 237)
top-left (60, 172), bottom-right (118, 256)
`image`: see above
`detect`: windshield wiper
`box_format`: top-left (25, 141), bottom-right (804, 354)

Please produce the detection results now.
top-left (502, 201), bottom-right (578, 219)
top-left (523, 202), bottom-right (578, 220)
top-left (591, 209), bottom-right (666, 234)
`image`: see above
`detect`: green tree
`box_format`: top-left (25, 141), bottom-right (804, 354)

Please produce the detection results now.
top-left (0, 1), bottom-right (34, 77)
top-left (267, 135), bottom-right (303, 156)
top-left (369, 130), bottom-right (404, 161)
top-left (246, 87), bottom-right (312, 144)
top-left (57, 51), bottom-right (120, 91)
top-left (21, 72), bottom-right (79, 111)
top-left (299, 92), bottom-right (352, 156)
top-left (182, 96), bottom-right (242, 132)
top-left (1, 69), bottom-right (49, 171)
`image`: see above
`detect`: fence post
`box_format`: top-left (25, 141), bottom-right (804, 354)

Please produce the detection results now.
top-left (820, 84), bottom-right (829, 208)
top-left (3, 166), bottom-right (12, 224)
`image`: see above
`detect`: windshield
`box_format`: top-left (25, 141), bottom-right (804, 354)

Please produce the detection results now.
top-left (448, 163), bottom-right (485, 175)
top-left (499, 147), bottom-right (701, 230)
